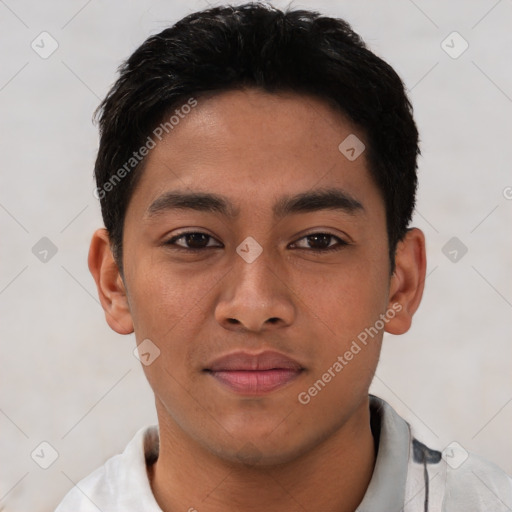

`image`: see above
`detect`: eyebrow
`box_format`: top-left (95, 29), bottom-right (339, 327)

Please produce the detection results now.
top-left (146, 187), bottom-right (364, 219)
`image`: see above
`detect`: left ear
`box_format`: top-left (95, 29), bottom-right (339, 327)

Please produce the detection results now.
top-left (384, 228), bottom-right (426, 335)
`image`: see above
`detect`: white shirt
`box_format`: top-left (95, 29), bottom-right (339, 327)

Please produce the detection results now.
top-left (55, 395), bottom-right (512, 511)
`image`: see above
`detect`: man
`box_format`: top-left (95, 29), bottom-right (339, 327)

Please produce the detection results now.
top-left (55, 2), bottom-right (512, 511)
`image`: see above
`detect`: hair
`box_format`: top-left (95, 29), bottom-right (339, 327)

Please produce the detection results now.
top-left (94, 1), bottom-right (419, 272)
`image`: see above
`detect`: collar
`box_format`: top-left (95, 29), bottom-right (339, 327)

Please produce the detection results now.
top-left (356, 394), bottom-right (411, 511)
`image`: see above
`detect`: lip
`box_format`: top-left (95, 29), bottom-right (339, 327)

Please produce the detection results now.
top-left (205, 350), bottom-right (304, 395)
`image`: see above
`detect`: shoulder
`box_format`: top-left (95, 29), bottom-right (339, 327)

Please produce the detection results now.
top-left (54, 457), bottom-right (118, 512)
top-left (367, 393), bottom-right (512, 512)
top-left (54, 425), bottom-right (161, 512)
top-left (442, 448), bottom-right (512, 511)
top-left (406, 436), bottom-right (512, 511)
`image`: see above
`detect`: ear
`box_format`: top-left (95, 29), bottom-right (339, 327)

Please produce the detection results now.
top-left (384, 228), bottom-right (426, 335)
top-left (88, 228), bottom-right (134, 335)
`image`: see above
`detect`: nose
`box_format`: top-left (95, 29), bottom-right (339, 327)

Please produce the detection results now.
top-left (214, 249), bottom-right (296, 333)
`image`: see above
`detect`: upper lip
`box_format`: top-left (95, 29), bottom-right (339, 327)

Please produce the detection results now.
top-left (205, 350), bottom-right (304, 372)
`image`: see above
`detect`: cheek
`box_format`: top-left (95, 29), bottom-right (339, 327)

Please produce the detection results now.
top-left (290, 250), bottom-right (390, 399)
top-left (123, 266), bottom-right (199, 394)
top-left (296, 276), bottom-right (385, 417)
top-left (293, 261), bottom-right (390, 342)
top-left (124, 252), bottom-right (216, 335)
top-left (124, 256), bottom-right (229, 386)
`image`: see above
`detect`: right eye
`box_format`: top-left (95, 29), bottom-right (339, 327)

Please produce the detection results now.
top-left (164, 231), bottom-right (223, 252)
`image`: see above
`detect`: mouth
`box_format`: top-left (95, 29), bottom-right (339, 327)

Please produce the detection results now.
top-left (204, 350), bottom-right (305, 395)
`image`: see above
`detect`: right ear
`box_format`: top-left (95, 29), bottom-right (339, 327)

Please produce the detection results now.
top-left (88, 228), bottom-right (134, 335)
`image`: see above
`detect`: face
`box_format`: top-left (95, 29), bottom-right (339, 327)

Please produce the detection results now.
top-left (111, 89), bottom-right (403, 465)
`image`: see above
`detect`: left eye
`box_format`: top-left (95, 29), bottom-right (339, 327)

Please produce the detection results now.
top-left (291, 233), bottom-right (347, 252)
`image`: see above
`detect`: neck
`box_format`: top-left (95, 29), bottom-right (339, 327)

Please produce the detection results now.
top-left (149, 397), bottom-right (375, 512)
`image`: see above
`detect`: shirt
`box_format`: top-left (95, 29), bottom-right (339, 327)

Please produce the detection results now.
top-left (54, 395), bottom-right (512, 511)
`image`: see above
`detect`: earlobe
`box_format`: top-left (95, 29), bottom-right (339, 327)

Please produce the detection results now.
top-left (384, 228), bottom-right (426, 335)
top-left (88, 228), bottom-right (134, 335)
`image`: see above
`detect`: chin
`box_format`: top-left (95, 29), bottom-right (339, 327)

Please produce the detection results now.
top-left (206, 422), bottom-right (308, 467)
top-left (220, 440), bottom-right (303, 467)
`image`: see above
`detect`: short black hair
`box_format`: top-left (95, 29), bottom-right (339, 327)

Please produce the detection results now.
top-left (94, 2), bottom-right (419, 272)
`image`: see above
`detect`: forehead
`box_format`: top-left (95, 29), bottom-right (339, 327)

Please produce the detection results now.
top-left (130, 88), bottom-right (382, 216)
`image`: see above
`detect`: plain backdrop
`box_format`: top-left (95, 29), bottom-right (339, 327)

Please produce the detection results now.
top-left (1, 0), bottom-right (511, 510)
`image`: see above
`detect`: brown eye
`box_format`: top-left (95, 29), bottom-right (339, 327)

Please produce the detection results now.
top-left (166, 232), bottom-right (222, 250)
top-left (306, 234), bottom-right (333, 250)
top-left (291, 233), bottom-right (348, 252)
top-left (181, 233), bottom-right (210, 249)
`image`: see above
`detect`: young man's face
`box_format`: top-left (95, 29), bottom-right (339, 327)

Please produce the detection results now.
top-left (93, 89), bottom-right (422, 465)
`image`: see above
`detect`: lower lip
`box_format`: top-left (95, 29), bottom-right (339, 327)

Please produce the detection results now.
top-left (208, 369), bottom-right (302, 395)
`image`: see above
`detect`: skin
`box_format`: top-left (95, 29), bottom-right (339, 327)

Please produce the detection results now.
top-left (89, 88), bottom-right (426, 512)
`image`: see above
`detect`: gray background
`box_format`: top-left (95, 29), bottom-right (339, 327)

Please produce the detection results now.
top-left (1, 0), bottom-right (511, 510)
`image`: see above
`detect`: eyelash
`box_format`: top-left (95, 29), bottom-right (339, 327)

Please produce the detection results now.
top-left (164, 231), bottom-right (349, 253)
